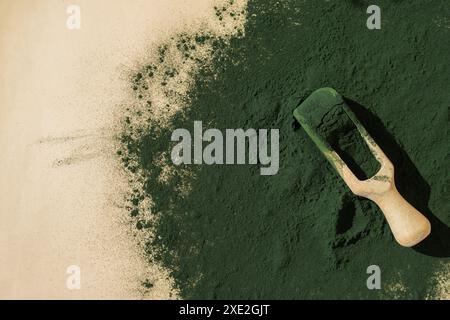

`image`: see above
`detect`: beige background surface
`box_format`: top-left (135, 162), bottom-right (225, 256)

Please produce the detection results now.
top-left (0, 0), bottom-right (218, 299)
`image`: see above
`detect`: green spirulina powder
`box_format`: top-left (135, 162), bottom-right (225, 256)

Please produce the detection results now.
top-left (322, 104), bottom-right (381, 180)
top-left (121, 0), bottom-right (450, 299)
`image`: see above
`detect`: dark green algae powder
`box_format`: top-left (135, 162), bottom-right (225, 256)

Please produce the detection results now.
top-left (121, 0), bottom-right (450, 299)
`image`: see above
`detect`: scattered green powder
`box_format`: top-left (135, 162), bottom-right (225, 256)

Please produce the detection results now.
top-left (120, 0), bottom-right (450, 299)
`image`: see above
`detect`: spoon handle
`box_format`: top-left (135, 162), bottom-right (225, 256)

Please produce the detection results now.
top-left (371, 186), bottom-right (431, 247)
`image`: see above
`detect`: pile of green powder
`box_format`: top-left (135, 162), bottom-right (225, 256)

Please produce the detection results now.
top-left (120, 0), bottom-right (450, 299)
top-left (321, 105), bottom-right (381, 180)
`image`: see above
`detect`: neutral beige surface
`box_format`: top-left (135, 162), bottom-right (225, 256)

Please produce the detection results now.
top-left (0, 0), bottom-right (218, 300)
